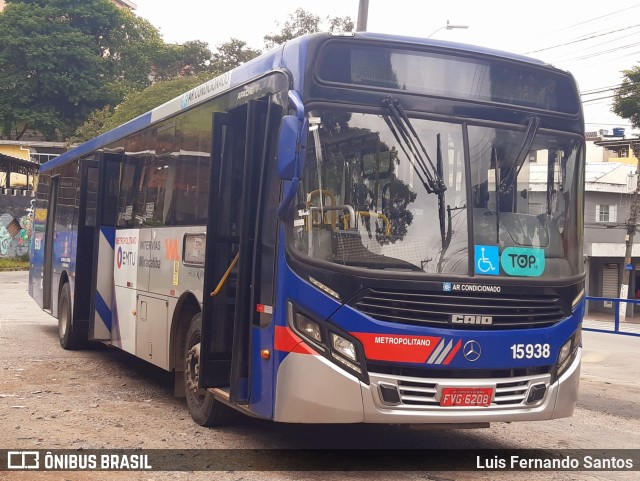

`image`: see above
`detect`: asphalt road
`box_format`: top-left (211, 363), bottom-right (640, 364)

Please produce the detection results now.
top-left (1, 270), bottom-right (639, 481)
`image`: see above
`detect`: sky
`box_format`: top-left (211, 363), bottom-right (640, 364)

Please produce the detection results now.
top-left (133, 0), bottom-right (640, 135)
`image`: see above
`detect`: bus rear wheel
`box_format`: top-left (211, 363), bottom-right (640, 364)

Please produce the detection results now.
top-left (58, 282), bottom-right (85, 350)
top-left (184, 313), bottom-right (235, 426)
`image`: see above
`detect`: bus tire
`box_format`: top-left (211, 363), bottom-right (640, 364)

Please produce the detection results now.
top-left (184, 313), bottom-right (235, 426)
top-left (58, 282), bottom-right (84, 350)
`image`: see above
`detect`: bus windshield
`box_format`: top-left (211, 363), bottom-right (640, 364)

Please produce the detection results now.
top-left (290, 108), bottom-right (583, 279)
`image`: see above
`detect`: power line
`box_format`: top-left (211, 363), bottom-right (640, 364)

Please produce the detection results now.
top-left (582, 94), bottom-right (616, 103)
top-left (581, 85), bottom-right (624, 96)
top-left (544, 4), bottom-right (640, 34)
top-left (525, 23), bottom-right (640, 54)
top-left (569, 49), bottom-right (640, 66)
top-left (544, 30), bottom-right (640, 63)
top-left (555, 41), bottom-right (640, 62)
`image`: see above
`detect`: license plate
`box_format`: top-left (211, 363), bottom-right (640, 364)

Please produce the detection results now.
top-left (440, 387), bottom-right (493, 407)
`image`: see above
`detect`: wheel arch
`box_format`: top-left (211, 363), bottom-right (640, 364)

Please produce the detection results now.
top-left (55, 270), bottom-right (71, 318)
top-left (169, 291), bottom-right (202, 372)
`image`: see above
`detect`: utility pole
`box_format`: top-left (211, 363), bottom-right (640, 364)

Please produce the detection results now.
top-left (619, 139), bottom-right (640, 321)
top-left (357, 0), bottom-right (369, 31)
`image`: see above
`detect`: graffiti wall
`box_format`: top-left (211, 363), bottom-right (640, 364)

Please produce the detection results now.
top-left (0, 194), bottom-right (34, 258)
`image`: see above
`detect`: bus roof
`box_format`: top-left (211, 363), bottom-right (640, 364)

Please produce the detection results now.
top-left (41, 32), bottom-right (553, 173)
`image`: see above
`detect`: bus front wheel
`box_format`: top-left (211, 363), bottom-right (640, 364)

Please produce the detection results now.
top-left (184, 313), bottom-right (235, 426)
top-left (58, 282), bottom-right (85, 350)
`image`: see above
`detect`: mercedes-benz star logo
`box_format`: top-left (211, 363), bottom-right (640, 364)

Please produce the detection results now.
top-left (463, 340), bottom-right (482, 362)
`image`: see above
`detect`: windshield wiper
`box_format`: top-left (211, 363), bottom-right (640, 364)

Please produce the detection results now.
top-left (382, 98), bottom-right (446, 195)
top-left (492, 115), bottom-right (540, 243)
top-left (436, 133), bottom-right (452, 250)
top-left (382, 98), bottom-right (452, 262)
top-left (497, 115), bottom-right (540, 196)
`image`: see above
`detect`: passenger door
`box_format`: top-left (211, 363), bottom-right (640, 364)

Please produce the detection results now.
top-left (42, 176), bottom-right (59, 310)
top-left (200, 99), bottom-right (269, 404)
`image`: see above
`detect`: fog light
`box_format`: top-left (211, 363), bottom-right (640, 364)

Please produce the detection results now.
top-left (526, 384), bottom-right (547, 404)
top-left (295, 313), bottom-right (322, 343)
top-left (379, 383), bottom-right (401, 405)
top-left (331, 333), bottom-right (357, 361)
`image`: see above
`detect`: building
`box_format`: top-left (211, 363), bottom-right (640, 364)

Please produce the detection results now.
top-left (593, 130), bottom-right (639, 167)
top-left (0, 141), bottom-right (65, 191)
top-left (583, 162), bottom-right (637, 309)
top-left (582, 132), bottom-right (640, 314)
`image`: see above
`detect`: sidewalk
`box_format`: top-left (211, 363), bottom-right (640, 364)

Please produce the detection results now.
top-left (583, 311), bottom-right (640, 335)
top-left (581, 329), bottom-right (640, 385)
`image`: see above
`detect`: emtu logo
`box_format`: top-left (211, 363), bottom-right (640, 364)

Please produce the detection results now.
top-left (116, 246), bottom-right (135, 269)
top-left (165, 239), bottom-right (179, 261)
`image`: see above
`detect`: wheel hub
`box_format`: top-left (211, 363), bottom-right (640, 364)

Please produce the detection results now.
top-left (186, 342), bottom-right (201, 393)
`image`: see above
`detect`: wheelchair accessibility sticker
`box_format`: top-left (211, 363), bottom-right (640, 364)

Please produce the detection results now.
top-left (501, 247), bottom-right (545, 277)
top-left (474, 245), bottom-right (499, 275)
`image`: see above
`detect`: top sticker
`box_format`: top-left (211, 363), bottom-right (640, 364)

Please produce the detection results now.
top-left (500, 247), bottom-right (545, 277)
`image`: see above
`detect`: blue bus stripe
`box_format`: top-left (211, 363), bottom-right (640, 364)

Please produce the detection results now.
top-left (95, 291), bottom-right (112, 332)
top-left (101, 227), bottom-right (115, 250)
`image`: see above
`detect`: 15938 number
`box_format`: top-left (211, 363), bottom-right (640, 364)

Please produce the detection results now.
top-left (510, 343), bottom-right (550, 359)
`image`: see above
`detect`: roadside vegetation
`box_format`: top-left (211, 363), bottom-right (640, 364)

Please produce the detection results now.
top-left (0, 254), bottom-right (29, 271)
top-left (0, 1), bottom-right (353, 144)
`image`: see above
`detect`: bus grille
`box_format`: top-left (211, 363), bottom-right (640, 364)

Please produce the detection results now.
top-left (352, 288), bottom-right (566, 329)
top-left (370, 372), bottom-right (551, 409)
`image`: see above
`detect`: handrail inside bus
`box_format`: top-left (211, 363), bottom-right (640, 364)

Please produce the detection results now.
top-left (210, 253), bottom-right (240, 297)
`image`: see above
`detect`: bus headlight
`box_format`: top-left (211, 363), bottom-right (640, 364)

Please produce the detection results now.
top-left (558, 339), bottom-right (572, 365)
top-left (331, 333), bottom-right (357, 361)
top-left (554, 325), bottom-right (582, 381)
top-left (294, 312), bottom-right (323, 343)
top-left (287, 301), bottom-right (367, 381)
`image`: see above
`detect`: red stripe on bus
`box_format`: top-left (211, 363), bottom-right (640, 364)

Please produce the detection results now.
top-left (352, 333), bottom-right (442, 363)
top-left (274, 325), bottom-right (314, 355)
top-left (443, 339), bottom-right (462, 365)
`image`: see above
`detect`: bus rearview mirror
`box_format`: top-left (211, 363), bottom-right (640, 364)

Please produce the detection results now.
top-left (277, 115), bottom-right (300, 180)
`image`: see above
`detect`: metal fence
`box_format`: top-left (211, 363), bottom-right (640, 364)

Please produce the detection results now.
top-left (584, 296), bottom-right (640, 337)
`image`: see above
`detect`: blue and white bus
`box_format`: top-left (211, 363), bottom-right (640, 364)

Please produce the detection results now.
top-left (29, 32), bottom-right (585, 426)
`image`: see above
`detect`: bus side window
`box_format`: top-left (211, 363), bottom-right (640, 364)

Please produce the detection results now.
top-left (84, 166), bottom-right (98, 227)
top-left (144, 122), bottom-right (177, 226)
top-left (101, 153), bottom-right (123, 227)
top-left (174, 110), bottom-right (211, 225)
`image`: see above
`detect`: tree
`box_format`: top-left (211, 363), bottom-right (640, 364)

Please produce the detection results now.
top-left (264, 8), bottom-right (354, 49)
top-left (71, 36), bottom-right (262, 144)
top-left (613, 66), bottom-right (640, 129)
top-left (211, 38), bottom-right (261, 73)
top-left (66, 106), bottom-right (113, 146)
top-left (152, 40), bottom-right (214, 82)
top-left (71, 35), bottom-right (263, 144)
top-left (0, 0), bottom-right (167, 140)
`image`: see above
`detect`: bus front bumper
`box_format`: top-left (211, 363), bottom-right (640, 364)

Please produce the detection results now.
top-left (273, 349), bottom-right (581, 424)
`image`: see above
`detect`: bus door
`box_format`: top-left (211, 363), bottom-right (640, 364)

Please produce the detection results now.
top-left (89, 152), bottom-right (122, 341)
top-left (72, 159), bottom-right (99, 331)
top-left (200, 99), bottom-right (270, 404)
top-left (42, 175), bottom-right (60, 310)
